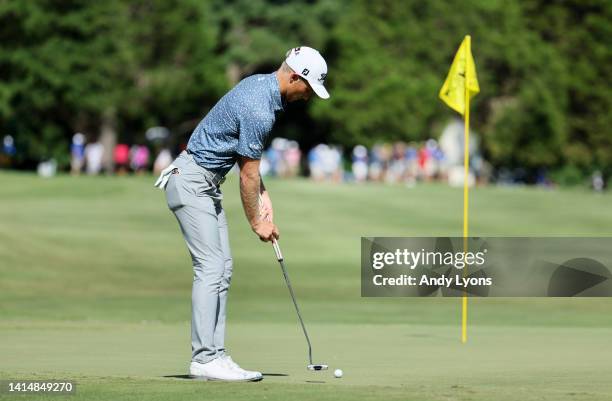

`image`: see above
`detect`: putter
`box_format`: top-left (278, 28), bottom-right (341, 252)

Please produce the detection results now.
top-left (259, 195), bottom-right (328, 371)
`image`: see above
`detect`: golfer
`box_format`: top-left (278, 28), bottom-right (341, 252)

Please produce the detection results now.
top-left (155, 47), bottom-right (330, 381)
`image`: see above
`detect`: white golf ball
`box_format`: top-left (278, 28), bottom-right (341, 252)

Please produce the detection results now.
top-left (334, 368), bottom-right (343, 378)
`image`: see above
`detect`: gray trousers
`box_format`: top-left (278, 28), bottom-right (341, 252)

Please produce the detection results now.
top-left (165, 151), bottom-right (231, 363)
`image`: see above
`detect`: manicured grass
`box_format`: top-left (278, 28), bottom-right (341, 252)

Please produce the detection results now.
top-left (1, 171), bottom-right (611, 400)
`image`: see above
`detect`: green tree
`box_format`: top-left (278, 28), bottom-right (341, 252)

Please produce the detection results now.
top-left (0, 1), bottom-right (133, 165)
top-left (1, 0), bottom-right (609, 181)
top-left (210, 0), bottom-right (342, 83)
top-left (523, 0), bottom-right (612, 174)
top-left (0, 0), bottom-right (224, 167)
top-left (121, 0), bottom-right (226, 140)
top-left (313, 0), bottom-right (571, 175)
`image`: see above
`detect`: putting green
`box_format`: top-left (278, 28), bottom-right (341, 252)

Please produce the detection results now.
top-left (1, 172), bottom-right (611, 400)
top-left (1, 321), bottom-right (611, 400)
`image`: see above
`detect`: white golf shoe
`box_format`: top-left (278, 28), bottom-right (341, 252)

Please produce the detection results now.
top-left (189, 357), bottom-right (261, 382)
top-left (220, 355), bottom-right (263, 381)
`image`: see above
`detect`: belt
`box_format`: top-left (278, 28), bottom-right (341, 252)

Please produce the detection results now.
top-left (183, 149), bottom-right (226, 186)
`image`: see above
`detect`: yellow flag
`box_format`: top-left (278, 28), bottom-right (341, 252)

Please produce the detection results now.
top-left (439, 35), bottom-right (480, 115)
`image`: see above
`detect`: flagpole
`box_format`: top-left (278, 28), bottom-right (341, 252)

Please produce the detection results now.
top-left (461, 35), bottom-right (471, 344)
top-left (438, 34), bottom-right (478, 343)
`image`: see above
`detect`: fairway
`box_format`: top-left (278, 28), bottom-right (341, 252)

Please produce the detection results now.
top-left (1, 171), bottom-right (612, 401)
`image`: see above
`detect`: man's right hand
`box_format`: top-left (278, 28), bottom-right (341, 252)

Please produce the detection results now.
top-left (252, 220), bottom-right (280, 242)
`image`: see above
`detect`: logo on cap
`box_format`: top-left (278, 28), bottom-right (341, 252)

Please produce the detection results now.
top-left (318, 73), bottom-right (327, 83)
top-left (302, 68), bottom-right (310, 76)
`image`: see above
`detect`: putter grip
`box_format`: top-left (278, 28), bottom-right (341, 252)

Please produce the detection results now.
top-left (272, 239), bottom-right (283, 261)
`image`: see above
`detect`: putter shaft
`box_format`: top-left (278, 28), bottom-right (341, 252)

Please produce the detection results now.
top-left (273, 241), bottom-right (313, 365)
top-left (259, 194), bottom-right (320, 367)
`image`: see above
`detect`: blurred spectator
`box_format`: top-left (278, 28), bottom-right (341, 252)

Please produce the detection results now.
top-left (326, 145), bottom-right (343, 183)
top-left (422, 139), bottom-right (441, 181)
top-left (473, 156), bottom-right (492, 185)
top-left (284, 140), bottom-right (301, 177)
top-left (439, 120), bottom-right (464, 166)
top-left (535, 168), bottom-right (554, 188)
top-left (153, 148), bottom-right (173, 175)
top-left (386, 142), bottom-right (406, 183)
top-left (70, 133), bottom-right (86, 175)
top-left (368, 143), bottom-right (384, 181)
top-left (259, 154), bottom-right (271, 176)
top-left (1, 126), bottom-right (494, 184)
top-left (592, 170), bottom-right (605, 192)
top-left (114, 144), bottom-right (130, 175)
top-left (3, 135), bottom-right (16, 156)
top-left (37, 159), bottom-right (57, 178)
top-left (264, 145), bottom-right (280, 177)
top-left (417, 143), bottom-right (430, 181)
top-left (351, 145), bottom-right (368, 183)
top-left (439, 119), bottom-right (485, 185)
top-left (308, 144), bottom-right (326, 181)
top-left (129, 136), bottom-right (492, 185)
top-left (308, 144), bottom-right (343, 182)
top-left (448, 165), bottom-right (476, 187)
top-left (130, 144), bottom-right (150, 175)
top-left (268, 138), bottom-right (287, 176)
top-left (296, 139), bottom-right (464, 186)
top-left (405, 143), bottom-right (418, 186)
top-left (431, 140), bottom-right (446, 177)
top-left (1, 135), bottom-right (16, 168)
top-left (85, 141), bottom-right (104, 175)
top-left (261, 137), bottom-right (303, 178)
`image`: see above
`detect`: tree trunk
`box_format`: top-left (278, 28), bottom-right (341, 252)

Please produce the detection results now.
top-left (226, 63), bottom-right (241, 86)
top-left (99, 108), bottom-right (117, 174)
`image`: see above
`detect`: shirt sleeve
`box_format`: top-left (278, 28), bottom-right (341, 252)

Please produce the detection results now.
top-left (236, 108), bottom-right (274, 160)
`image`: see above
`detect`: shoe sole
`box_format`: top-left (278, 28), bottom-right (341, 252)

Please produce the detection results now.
top-left (188, 374), bottom-right (263, 382)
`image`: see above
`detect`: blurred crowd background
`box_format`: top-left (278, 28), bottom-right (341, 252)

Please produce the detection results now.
top-left (0, 1), bottom-right (610, 190)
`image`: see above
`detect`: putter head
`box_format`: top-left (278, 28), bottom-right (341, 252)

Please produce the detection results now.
top-left (307, 364), bottom-right (328, 371)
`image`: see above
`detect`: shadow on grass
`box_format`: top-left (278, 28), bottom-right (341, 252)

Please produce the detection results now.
top-left (163, 375), bottom-right (197, 380)
top-left (163, 373), bottom-right (289, 379)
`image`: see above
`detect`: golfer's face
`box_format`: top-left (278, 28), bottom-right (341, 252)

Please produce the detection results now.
top-left (290, 74), bottom-right (313, 102)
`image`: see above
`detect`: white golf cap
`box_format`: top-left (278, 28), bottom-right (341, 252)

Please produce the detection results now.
top-left (285, 46), bottom-right (330, 99)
